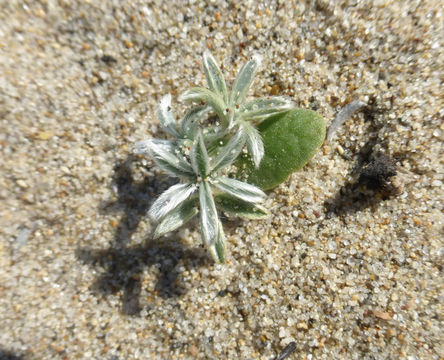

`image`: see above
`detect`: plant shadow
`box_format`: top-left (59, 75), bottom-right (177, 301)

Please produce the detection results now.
top-left (99, 155), bottom-right (173, 248)
top-left (325, 102), bottom-right (399, 216)
top-left (0, 349), bottom-right (25, 360)
top-left (76, 242), bottom-right (209, 315)
top-left (77, 155), bottom-right (209, 316)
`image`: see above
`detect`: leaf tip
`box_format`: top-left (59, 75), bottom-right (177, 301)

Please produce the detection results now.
top-left (252, 53), bottom-right (263, 66)
top-left (203, 49), bottom-right (213, 61)
top-left (159, 93), bottom-right (172, 106)
top-left (134, 140), bottom-right (149, 155)
top-left (208, 221), bottom-right (226, 263)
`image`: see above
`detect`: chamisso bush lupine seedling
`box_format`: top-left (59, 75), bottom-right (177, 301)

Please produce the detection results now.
top-left (135, 51), bottom-right (326, 263)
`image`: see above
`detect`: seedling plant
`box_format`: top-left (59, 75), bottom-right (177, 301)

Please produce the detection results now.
top-left (136, 51), bottom-right (325, 263)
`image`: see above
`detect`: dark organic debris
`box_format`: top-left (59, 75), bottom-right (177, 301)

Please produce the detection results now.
top-left (359, 152), bottom-right (397, 191)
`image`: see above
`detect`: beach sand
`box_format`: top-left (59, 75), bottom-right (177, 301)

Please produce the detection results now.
top-left (0, 1), bottom-right (442, 359)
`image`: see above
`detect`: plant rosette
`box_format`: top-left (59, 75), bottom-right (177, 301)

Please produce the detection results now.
top-left (135, 51), bottom-right (326, 263)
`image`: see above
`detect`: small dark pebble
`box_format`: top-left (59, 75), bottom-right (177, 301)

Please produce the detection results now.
top-left (217, 290), bottom-right (227, 297)
top-left (275, 341), bottom-right (297, 360)
top-left (305, 51), bottom-right (315, 62)
top-left (101, 55), bottom-right (117, 64)
top-left (340, 151), bottom-right (353, 161)
top-left (293, 235), bottom-right (302, 242)
top-left (398, 117), bottom-right (411, 127)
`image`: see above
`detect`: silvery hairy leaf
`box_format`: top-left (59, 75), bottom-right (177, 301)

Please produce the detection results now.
top-left (134, 139), bottom-right (162, 155)
top-left (158, 94), bottom-right (180, 137)
top-left (149, 183), bottom-right (197, 222)
top-left (142, 139), bottom-right (194, 178)
top-left (202, 127), bottom-right (230, 150)
top-left (241, 121), bottom-right (264, 168)
top-left (203, 50), bottom-right (228, 103)
top-left (213, 176), bottom-right (265, 204)
top-left (214, 194), bottom-right (269, 219)
top-left (210, 131), bottom-right (246, 174)
top-left (153, 198), bottom-right (199, 239)
top-left (191, 132), bottom-right (210, 177)
top-left (199, 181), bottom-right (218, 246)
top-left (179, 87), bottom-right (228, 126)
top-left (180, 106), bottom-right (210, 139)
top-left (230, 54), bottom-right (262, 107)
top-left (239, 96), bottom-right (293, 121)
top-left (208, 220), bottom-right (226, 263)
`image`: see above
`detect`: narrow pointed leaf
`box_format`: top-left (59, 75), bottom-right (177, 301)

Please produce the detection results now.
top-left (230, 54), bottom-right (262, 106)
top-left (240, 96), bottom-right (293, 121)
top-left (158, 94), bottom-right (180, 137)
top-left (153, 199), bottom-right (199, 238)
top-left (136, 138), bottom-right (175, 153)
top-left (203, 127), bottom-right (230, 149)
top-left (135, 139), bottom-right (164, 155)
top-left (143, 139), bottom-right (194, 178)
top-left (149, 183), bottom-right (197, 221)
top-left (208, 220), bottom-right (226, 263)
top-left (203, 51), bottom-right (228, 103)
top-left (180, 106), bottom-right (210, 139)
top-left (199, 181), bottom-right (218, 246)
top-left (210, 131), bottom-right (246, 173)
top-left (215, 194), bottom-right (269, 219)
top-left (179, 87), bottom-right (228, 126)
top-left (214, 176), bottom-right (265, 204)
top-left (191, 133), bottom-right (210, 177)
top-left (242, 122), bottom-right (264, 168)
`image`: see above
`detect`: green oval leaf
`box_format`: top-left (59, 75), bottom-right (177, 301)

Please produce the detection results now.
top-left (239, 109), bottom-right (326, 190)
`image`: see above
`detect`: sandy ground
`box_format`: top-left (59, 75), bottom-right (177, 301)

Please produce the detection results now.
top-left (0, 1), bottom-right (443, 359)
